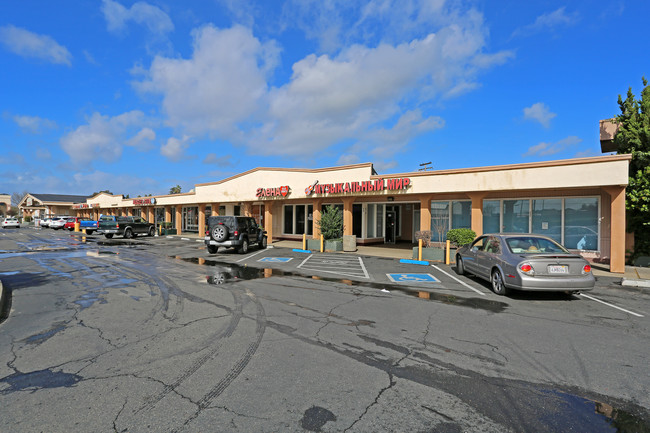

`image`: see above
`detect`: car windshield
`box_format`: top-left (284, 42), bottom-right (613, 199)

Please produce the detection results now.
top-left (506, 236), bottom-right (569, 254)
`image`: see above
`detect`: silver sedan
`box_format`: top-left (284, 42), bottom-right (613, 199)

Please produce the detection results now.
top-left (456, 233), bottom-right (595, 295)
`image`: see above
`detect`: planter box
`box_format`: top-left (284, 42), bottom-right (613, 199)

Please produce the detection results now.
top-left (324, 240), bottom-right (343, 252)
top-left (160, 228), bottom-right (177, 235)
top-left (343, 235), bottom-right (357, 252)
top-left (412, 247), bottom-right (457, 262)
top-left (306, 239), bottom-right (321, 251)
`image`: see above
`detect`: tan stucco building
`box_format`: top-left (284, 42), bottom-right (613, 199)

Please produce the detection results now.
top-left (71, 154), bottom-right (631, 273)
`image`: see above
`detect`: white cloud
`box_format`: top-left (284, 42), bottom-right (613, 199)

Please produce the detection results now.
top-left (136, 24), bottom-right (279, 137)
top-left (512, 7), bottom-right (578, 38)
top-left (102, 0), bottom-right (174, 36)
top-left (72, 170), bottom-right (159, 197)
top-left (203, 153), bottom-right (234, 166)
top-left (161, 136), bottom-right (191, 162)
top-left (60, 111), bottom-right (146, 164)
top-left (12, 114), bottom-right (57, 133)
top-left (523, 102), bottom-right (556, 128)
top-left (0, 25), bottom-right (72, 65)
top-left (126, 127), bottom-right (156, 150)
top-left (336, 154), bottom-right (360, 166)
top-left (523, 136), bottom-right (582, 157)
top-left (135, 6), bottom-right (511, 161)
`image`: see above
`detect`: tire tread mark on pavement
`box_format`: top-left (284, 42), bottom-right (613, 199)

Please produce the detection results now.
top-left (175, 288), bottom-right (267, 432)
top-left (136, 290), bottom-right (245, 414)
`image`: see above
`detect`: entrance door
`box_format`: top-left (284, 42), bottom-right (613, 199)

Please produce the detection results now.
top-left (386, 211), bottom-right (396, 243)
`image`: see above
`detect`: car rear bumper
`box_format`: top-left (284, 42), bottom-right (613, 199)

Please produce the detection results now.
top-left (505, 274), bottom-right (595, 291)
top-left (98, 229), bottom-right (120, 234)
top-left (204, 236), bottom-right (242, 247)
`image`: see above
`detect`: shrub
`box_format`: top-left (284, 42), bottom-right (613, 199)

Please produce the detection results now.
top-left (446, 228), bottom-right (476, 246)
top-left (316, 205), bottom-right (344, 240)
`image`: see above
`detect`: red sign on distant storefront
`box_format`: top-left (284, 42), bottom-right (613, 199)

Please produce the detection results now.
top-left (305, 178), bottom-right (411, 196)
top-left (256, 185), bottom-right (290, 198)
top-left (133, 198), bottom-right (157, 206)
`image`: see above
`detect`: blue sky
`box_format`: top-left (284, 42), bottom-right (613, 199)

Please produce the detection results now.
top-left (1, 0), bottom-right (647, 198)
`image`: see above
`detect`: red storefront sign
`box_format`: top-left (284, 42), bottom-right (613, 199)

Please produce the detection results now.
top-left (133, 198), bottom-right (157, 205)
top-left (256, 185), bottom-right (290, 198)
top-left (305, 178), bottom-right (411, 196)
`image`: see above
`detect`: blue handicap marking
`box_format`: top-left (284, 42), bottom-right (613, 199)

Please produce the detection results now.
top-left (258, 257), bottom-right (293, 263)
top-left (387, 273), bottom-right (440, 283)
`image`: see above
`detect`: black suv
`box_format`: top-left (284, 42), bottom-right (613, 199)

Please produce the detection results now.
top-left (205, 216), bottom-right (267, 254)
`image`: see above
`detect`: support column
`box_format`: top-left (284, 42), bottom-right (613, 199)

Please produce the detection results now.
top-left (243, 202), bottom-right (253, 217)
top-left (198, 204), bottom-right (206, 236)
top-left (342, 198), bottom-right (354, 236)
top-left (264, 203), bottom-right (274, 243)
top-left (165, 206), bottom-right (171, 223)
top-left (127, 207), bottom-right (133, 217)
top-left (211, 203), bottom-right (220, 216)
top-left (420, 196), bottom-right (432, 232)
top-left (147, 207), bottom-right (154, 224)
top-left (605, 186), bottom-right (626, 273)
top-left (467, 192), bottom-right (488, 237)
top-left (312, 199), bottom-right (323, 238)
top-left (175, 205), bottom-right (182, 234)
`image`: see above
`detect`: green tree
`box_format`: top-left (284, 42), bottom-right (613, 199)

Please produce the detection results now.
top-left (169, 185), bottom-right (182, 194)
top-left (614, 77), bottom-right (650, 259)
top-left (316, 205), bottom-right (344, 240)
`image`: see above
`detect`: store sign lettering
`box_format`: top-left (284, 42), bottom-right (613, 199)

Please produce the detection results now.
top-left (256, 185), bottom-right (290, 198)
top-left (73, 203), bottom-right (101, 209)
top-left (133, 198), bottom-right (156, 205)
top-left (305, 178), bottom-right (411, 196)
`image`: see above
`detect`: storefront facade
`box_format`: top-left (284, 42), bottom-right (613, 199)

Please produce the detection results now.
top-left (71, 155), bottom-right (631, 272)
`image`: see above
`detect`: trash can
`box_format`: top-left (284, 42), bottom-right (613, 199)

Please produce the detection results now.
top-left (343, 235), bottom-right (357, 252)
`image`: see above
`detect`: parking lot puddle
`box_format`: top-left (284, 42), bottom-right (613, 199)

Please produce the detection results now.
top-left (183, 258), bottom-right (508, 313)
top-left (0, 369), bottom-right (82, 393)
top-left (540, 390), bottom-right (650, 432)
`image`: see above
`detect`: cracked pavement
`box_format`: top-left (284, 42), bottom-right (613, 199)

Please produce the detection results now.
top-left (1, 228), bottom-right (649, 432)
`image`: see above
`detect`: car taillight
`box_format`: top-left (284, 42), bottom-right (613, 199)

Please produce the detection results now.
top-left (234, 230), bottom-right (239, 236)
top-left (582, 264), bottom-right (592, 274)
top-left (205, 230), bottom-right (209, 236)
top-left (116, 223), bottom-right (119, 229)
top-left (519, 263), bottom-right (534, 276)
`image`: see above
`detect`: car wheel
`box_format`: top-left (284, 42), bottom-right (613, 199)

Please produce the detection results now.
top-left (148, 227), bottom-right (155, 237)
top-left (456, 256), bottom-right (465, 275)
top-left (207, 245), bottom-right (218, 254)
top-left (491, 269), bottom-right (508, 295)
top-left (87, 230), bottom-right (94, 235)
top-left (260, 236), bottom-right (267, 249)
top-left (105, 234), bottom-right (113, 239)
top-left (124, 228), bottom-right (133, 239)
top-left (239, 238), bottom-right (249, 254)
top-left (212, 225), bottom-right (228, 242)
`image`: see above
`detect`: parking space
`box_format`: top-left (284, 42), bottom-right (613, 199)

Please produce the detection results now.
top-left (297, 254), bottom-right (369, 279)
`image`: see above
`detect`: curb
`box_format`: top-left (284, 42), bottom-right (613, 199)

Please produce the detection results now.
top-left (621, 278), bottom-right (650, 289)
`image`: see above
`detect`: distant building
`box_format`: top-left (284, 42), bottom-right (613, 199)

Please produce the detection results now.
top-left (0, 193), bottom-right (10, 215)
top-left (19, 193), bottom-right (91, 219)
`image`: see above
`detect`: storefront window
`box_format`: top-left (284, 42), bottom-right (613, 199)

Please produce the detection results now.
top-left (367, 204), bottom-right (376, 237)
top-left (296, 205), bottom-right (305, 234)
top-left (431, 202), bottom-right (450, 242)
top-left (483, 200), bottom-right (500, 234)
top-left (532, 199), bottom-right (561, 242)
top-left (564, 198), bottom-right (599, 250)
top-left (503, 199), bottom-right (529, 233)
top-left (182, 206), bottom-right (198, 232)
top-left (307, 205), bottom-right (313, 236)
top-left (451, 201), bottom-right (471, 229)
top-left (284, 205), bottom-right (293, 234)
top-left (376, 204), bottom-right (384, 239)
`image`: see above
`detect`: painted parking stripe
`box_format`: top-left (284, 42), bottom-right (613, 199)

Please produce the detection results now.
top-left (235, 249), bottom-right (267, 263)
top-left (387, 273), bottom-right (439, 283)
top-left (578, 293), bottom-right (644, 317)
top-left (258, 257), bottom-right (293, 263)
top-left (430, 264), bottom-right (487, 296)
top-left (297, 255), bottom-right (369, 279)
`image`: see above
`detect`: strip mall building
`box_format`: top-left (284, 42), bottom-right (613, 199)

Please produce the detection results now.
top-left (71, 154), bottom-right (631, 273)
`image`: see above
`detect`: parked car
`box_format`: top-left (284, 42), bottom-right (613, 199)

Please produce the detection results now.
top-left (205, 215), bottom-right (267, 254)
top-left (40, 217), bottom-right (52, 228)
top-left (97, 215), bottom-right (155, 239)
top-left (455, 233), bottom-right (594, 295)
top-left (49, 216), bottom-right (72, 230)
top-left (64, 217), bottom-right (98, 234)
top-left (2, 217), bottom-right (20, 229)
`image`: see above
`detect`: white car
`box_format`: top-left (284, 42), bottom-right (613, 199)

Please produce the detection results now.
top-left (40, 217), bottom-right (52, 228)
top-left (49, 216), bottom-right (71, 230)
top-left (2, 217), bottom-right (20, 229)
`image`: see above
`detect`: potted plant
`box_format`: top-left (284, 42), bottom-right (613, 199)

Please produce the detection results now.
top-left (413, 230), bottom-right (445, 261)
top-left (159, 221), bottom-right (177, 235)
top-left (446, 228), bottom-right (476, 263)
top-left (316, 205), bottom-right (344, 251)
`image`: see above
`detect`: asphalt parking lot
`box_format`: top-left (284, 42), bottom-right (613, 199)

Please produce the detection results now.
top-left (139, 233), bottom-right (648, 320)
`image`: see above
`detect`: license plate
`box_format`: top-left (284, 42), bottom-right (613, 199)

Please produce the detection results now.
top-left (548, 265), bottom-right (568, 274)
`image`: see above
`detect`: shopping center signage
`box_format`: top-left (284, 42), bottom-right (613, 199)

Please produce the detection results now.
top-left (133, 198), bottom-right (156, 205)
top-left (256, 185), bottom-right (290, 198)
top-left (305, 178), bottom-right (411, 196)
top-left (72, 203), bottom-right (100, 209)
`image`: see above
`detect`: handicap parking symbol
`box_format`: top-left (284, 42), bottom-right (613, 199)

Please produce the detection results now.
top-left (258, 257), bottom-right (293, 263)
top-left (387, 273), bottom-right (439, 283)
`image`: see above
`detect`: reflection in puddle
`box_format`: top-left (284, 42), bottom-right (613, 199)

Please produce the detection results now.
top-left (179, 257), bottom-right (507, 313)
